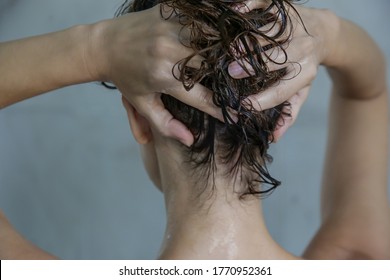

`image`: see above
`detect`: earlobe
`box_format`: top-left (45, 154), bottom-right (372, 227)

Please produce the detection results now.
top-left (121, 96), bottom-right (153, 145)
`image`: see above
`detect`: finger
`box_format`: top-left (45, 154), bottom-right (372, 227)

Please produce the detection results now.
top-left (244, 0), bottom-right (293, 16)
top-left (272, 85), bottom-right (310, 142)
top-left (229, 36), bottom-right (312, 79)
top-left (228, 44), bottom-right (289, 78)
top-left (230, 20), bottom-right (286, 54)
top-left (180, 54), bottom-right (205, 69)
top-left (158, 3), bottom-right (175, 19)
top-left (245, 62), bottom-right (316, 111)
top-left (236, 0), bottom-right (273, 13)
top-left (253, 21), bottom-right (288, 44)
top-left (137, 95), bottom-right (195, 147)
top-left (161, 24), bottom-right (205, 70)
top-left (168, 83), bottom-right (224, 122)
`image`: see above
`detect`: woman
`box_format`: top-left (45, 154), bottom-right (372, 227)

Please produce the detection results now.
top-left (1, 0), bottom-right (389, 259)
top-left (118, 0), bottom-right (390, 259)
top-left (0, 2), bottom-right (222, 146)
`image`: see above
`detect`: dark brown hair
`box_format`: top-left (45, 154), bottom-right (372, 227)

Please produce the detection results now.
top-left (115, 0), bottom-right (300, 198)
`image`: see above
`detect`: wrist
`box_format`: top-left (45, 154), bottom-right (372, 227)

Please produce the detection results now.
top-left (322, 16), bottom-right (387, 98)
top-left (81, 20), bottom-right (111, 82)
top-left (316, 9), bottom-right (341, 67)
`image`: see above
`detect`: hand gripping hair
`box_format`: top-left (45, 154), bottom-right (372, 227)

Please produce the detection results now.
top-left (115, 0), bottom-right (302, 198)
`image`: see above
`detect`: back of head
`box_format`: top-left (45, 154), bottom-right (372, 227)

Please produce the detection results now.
top-left (118, 0), bottom-right (296, 198)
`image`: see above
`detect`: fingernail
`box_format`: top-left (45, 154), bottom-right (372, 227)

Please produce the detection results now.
top-left (231, 3), bottom-right (244, 11)
top-left (228, 63), bottom-right (243, 77)
top-left (181, 137), bottom-right (193, 148)
top-left (237, 3), bottom-right (250, 13)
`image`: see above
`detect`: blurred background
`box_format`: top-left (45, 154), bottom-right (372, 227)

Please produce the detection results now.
top-left (0, 0), bottom-right (389, 259)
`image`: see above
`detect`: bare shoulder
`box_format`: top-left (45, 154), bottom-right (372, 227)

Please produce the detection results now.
top-left (302, 220), bottom-right (390, 260)
top-left (0, 210), bottom-right (57, 260)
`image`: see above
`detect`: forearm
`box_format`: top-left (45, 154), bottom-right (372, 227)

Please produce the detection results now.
top-left (0, 24), bottom-right (96, 108)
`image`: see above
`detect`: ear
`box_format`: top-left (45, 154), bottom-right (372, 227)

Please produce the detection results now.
top-left (121, 96), bottom-right (153, 145)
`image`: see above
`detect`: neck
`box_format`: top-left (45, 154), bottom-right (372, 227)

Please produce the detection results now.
top-left (154, 141), bottom-right (292, 259)
top-left (160, 167), bottom-right (287, 259)
top-left (159, 193), bottom-right (288, 259)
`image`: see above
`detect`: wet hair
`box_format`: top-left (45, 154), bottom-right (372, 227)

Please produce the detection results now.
top-left (113, 0), bottom-right (301, 198)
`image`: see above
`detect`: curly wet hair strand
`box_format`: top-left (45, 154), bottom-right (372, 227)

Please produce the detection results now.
top-left (109, 0), bottom-right (303, 199)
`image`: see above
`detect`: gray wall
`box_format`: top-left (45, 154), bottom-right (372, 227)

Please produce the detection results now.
top-left (0, 0), bottom-right (389, 259)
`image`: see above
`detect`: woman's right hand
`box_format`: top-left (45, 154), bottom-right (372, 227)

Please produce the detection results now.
top-left (87, 4), bottom-right (223, 146)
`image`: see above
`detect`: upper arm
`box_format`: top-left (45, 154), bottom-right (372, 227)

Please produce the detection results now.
top-left (305, 90), bottom-right (390, 259)
top-left (322, 90), bottom-right (389, 216)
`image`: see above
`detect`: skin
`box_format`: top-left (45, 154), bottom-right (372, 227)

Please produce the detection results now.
top-left (1, 2), bottom-right (389, 259)
top-left (0, 211), bottom-right (57, 259)
top-left (0, 4), bottom-right (222, 147)
top-left (124, 96), bottom-right (295, 259)
top-left (122, 5), bottom-right (390, 259)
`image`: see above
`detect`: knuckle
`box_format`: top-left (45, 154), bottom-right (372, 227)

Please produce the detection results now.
top-left (148, 34), bottom-right (171, 58)
top-left (162, 120), bottom-right (177, 138)
top-left (200, 91), bottom-right (212, 106)
top-left (153, 20), bottom-right (172, 37)
top-left (320, 8), bottom-right (336, 20)
top-left (306, 64), bottom-right (318, 80)
top-left (147, 61), bottom-right (171, 90)
top-left (159, 126), bottom-right (171, 138)
top-left (300, 37), bottom-right (315, 53)
top-left (148, 22), bottom-right (176, 59)
top-left (186, 88), bottom-right (212, 110)
top-left (275, 87), bottom-right (286, 104)
top-left (289, 117), bottom-right (297, 126)
top-left (146, 66), bottom-right (160, 88)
